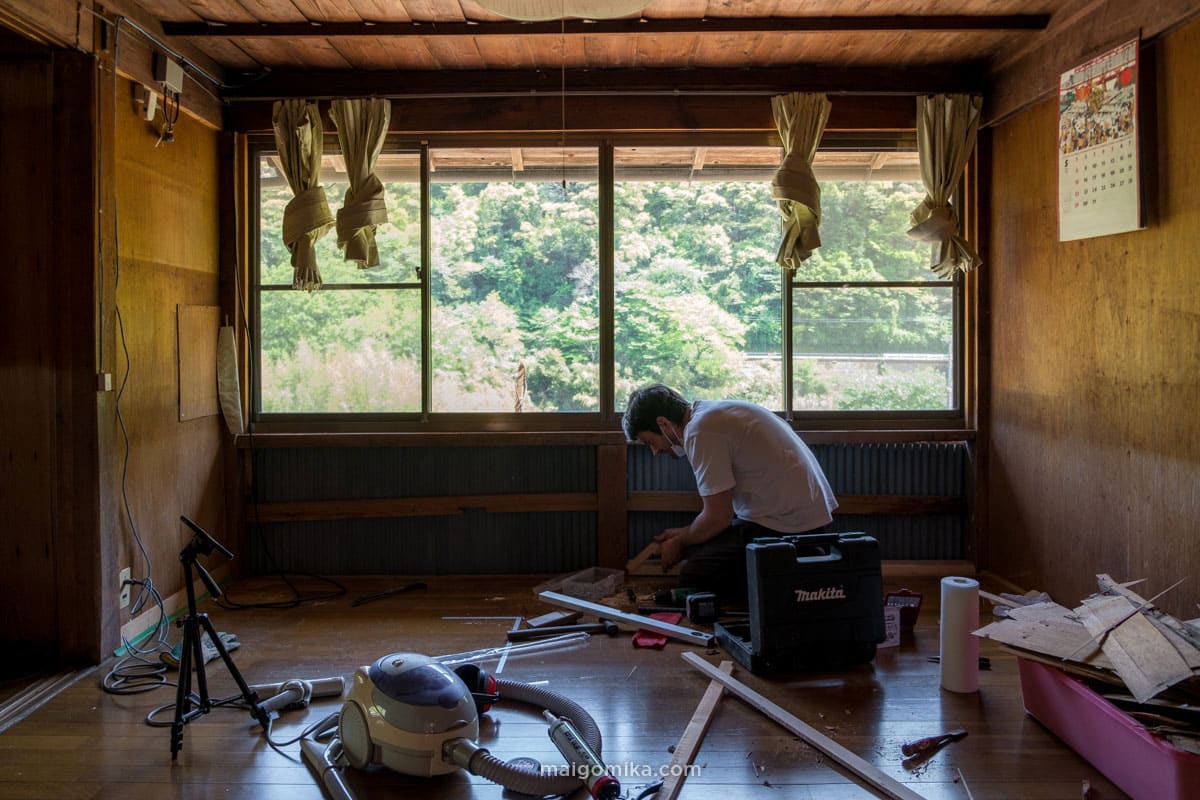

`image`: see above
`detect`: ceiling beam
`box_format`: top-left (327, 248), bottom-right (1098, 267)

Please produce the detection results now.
top-left (227, 91), bottom-right (920, 134)
top-left (221, 65), bottom-right (986, 101)
top-left (162, 14), bottom-right (1050, 38)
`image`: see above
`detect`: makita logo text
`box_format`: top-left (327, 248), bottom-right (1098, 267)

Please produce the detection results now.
top-left (794, 586), bottom-right (846, 602)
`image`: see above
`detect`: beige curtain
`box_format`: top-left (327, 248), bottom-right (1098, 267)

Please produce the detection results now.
top-left (771, 92), bottom-right (832, 270)
top-left (272, 99), bottom-right (335, 290)
top-left (329, 98), bottom-right (391, 268)
top-left (908, 94), bottom-right (983, 277)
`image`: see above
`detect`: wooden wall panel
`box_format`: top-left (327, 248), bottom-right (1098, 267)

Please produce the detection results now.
top-left (0, 56), bottom-right (57, 649)
top-left (986, 21), bottom-right (1200, 618)
top-left (0, 46), bottom-right (102, 663)
top-left (112, 76), bottom-right (228, 617)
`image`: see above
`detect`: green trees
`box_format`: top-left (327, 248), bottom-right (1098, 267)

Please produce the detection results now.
top-left (257, 157), bottom-right (953, 414)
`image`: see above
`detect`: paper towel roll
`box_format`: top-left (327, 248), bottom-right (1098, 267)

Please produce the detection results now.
top-left (939, 576), bottom-right (980, 693)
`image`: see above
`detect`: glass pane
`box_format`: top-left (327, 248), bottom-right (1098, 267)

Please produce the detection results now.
top-left (791, 181), bottom-right (938, 283)
top-left (429, 147), bottom-right (599, 412)
top-left (259, 288), bottom-right (421, 413)
top-left (613, 146), bottom-right (783, 411)
top-left (259, 152), bottom-right (421, 286)
top-left (792, 286), bottom-right (954, 412)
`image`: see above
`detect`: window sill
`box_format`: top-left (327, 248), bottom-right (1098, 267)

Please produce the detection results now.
top-left (234, 428), bottom-right (974, 449)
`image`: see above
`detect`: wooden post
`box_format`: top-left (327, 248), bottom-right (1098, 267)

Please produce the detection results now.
top-left (596, 444), bottom-right (627, 569)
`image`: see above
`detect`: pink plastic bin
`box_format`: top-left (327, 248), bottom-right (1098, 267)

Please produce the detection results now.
top-left (1018, 658), bottom-right (1200, 800)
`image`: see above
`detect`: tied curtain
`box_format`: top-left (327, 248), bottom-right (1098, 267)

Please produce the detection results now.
top-left (272, 99), bottom-right (335, 290)
top-left (328, 98), bottom-right (391, 268)
top-left (771, 92), bottom-right (832, 270)
top-left (908, 94), bottom-right (983, 277)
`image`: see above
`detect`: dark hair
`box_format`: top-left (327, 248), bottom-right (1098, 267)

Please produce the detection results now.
top-left (622, 384), bottom-right (689, 441)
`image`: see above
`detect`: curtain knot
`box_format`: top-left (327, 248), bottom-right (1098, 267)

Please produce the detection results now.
top-left (336, 174), bottom-right (389, 267)
top-left (282, 185), bottom-right (335, 290)
top-left (907, 200), bottom-right (958, 243)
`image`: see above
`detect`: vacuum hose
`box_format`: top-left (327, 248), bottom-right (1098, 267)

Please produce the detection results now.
top-left (444, 676), bottom-right (605, 797)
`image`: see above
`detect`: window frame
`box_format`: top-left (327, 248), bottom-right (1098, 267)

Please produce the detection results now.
top-left (247, 130), bottom-right (971, 434)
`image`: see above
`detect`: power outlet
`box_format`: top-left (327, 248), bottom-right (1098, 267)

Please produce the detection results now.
top-left (119, 567), bottom-right (132, 609)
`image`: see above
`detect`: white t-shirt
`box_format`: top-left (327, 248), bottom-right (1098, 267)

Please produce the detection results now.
top-left (683, 399), bottom-right (837, 533)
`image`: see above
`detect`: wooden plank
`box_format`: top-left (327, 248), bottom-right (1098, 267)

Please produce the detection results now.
top-left (658, 660), bottom-right (734, 800)
top-left (236, 432), bottom-right (628, 448)
top-left (627, 491), bottom-right (964, 515)
top-left (0, 56), bottom-right (59, 650)
top-left (165, 15), bottom-right (1050, 37)
top-left (233, 429), bottom-right (972, 448)
top-left (681, 652), bottom-right (928, 800)
top-left (252, 493), bottom-right (599, 522)
top-left (538, 591), bottom-right (715, 647)
top-left (226, 82), bottom-right (937, 132)
top-left (625, 541), bottom-right (659, 573)
top-left (177, 304), bottom-right (220, 421)
top-left (52, 50), bottom-right (106, 662)
top-left (596, 444), bottom-right (627, 569)
top-left (1075, 595), bottom-right (1194, 703)
top-left (973, 603), bottom-right (1115, 670)
top-left (1096, 574), bottom-right (1200, 652)
top-left (0, 0), bottom-right (90, 48)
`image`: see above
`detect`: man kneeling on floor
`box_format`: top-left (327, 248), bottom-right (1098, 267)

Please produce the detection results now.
top-left (622, 383), bottom-right (839, 605)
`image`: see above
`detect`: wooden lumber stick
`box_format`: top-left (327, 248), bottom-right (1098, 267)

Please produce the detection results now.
top-left (979, 590), bottom-right (1022, 608)
top-left (539, 591), bottom-right (715, 647)
top-left (625, 541), bottom-right (660, 573)
top-left (681, 652), bottom-right (927, 800)
top-left (658, 660), bottom-right (734, 800)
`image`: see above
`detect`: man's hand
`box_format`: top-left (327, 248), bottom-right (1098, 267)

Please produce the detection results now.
top-left (654, 527), bottom-right (690, 571)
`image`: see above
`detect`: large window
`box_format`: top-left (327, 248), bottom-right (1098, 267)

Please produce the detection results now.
top-left (430, 147), bottom-right (599, 412)
top-left (253, 138), bottom-right (961, 426)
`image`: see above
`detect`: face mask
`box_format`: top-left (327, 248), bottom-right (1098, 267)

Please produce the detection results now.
top-left (661, 424), bottom-right (687, 460)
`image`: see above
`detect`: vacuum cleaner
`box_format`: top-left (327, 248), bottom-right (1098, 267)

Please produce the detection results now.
top-left (303, 651), bottom-right (619, 800)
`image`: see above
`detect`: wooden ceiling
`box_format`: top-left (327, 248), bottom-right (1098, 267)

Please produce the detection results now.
top-left (138, 0), bottom-right (1060, 100)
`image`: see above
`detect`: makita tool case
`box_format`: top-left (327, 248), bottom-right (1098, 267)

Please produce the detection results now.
top-left (715, 532), bottom-right (885, 673)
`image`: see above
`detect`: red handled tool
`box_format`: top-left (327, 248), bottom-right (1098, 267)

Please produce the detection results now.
top-left (901, 729), bottom-right (967, 758)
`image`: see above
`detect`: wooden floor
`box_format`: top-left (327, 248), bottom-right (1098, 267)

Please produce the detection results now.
top-left (0, 574), bottom-right (1128, 799)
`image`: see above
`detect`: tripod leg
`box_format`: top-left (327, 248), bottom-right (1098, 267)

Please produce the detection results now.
top-left (195, 614), bottom-right (271, 730)
top-left (171, 616), bottom-right (197, 759)
top-left (190, 615), bottom-right (212, 709)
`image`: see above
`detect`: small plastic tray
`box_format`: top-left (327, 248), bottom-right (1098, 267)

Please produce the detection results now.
top-left (532, 567), bottom-right (624, 601)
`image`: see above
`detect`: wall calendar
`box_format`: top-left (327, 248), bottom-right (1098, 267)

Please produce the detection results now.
top-left (1058, 37), bottom-right (1142, 242)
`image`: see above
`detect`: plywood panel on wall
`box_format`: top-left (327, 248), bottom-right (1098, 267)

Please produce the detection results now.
top-left (113, 76), bottom-right (227, 614)
top-left (986, 22), bottom-right (1200, 618)
top-left (177, 304), bottom-right (220, 421)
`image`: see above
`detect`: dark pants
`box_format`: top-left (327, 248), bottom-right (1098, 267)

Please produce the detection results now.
top-left (678, 519), bottom-right (829, 607)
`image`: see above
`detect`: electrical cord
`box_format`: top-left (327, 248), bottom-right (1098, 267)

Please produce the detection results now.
top-left (143, 689), bottom-right (340, 761)
top-left (96, 20), bottom-right (176, 697)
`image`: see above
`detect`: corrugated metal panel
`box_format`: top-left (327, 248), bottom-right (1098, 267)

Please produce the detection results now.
top-left (251, 511), bottom-right (596, 574)
top-left (811, 442), bottom-right (965, 496)
top-left (626, 441), bottom-right (967, 560)
top-left (626, 447), bottom-right (697, 492)
top-left (828, 516), bottom-right (963, 560)
top-left (253, 446), bottom-right (595, 501)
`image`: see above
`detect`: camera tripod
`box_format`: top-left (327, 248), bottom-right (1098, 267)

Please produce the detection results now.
top-left (170, 516), bottom-right (271, 759)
